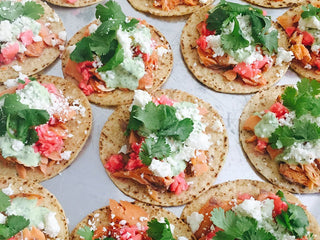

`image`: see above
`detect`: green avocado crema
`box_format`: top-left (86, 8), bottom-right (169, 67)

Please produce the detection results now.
top-left (6, 198), bottom-right (50, 228)
top-left (254, 112), bottom-right (279, 138)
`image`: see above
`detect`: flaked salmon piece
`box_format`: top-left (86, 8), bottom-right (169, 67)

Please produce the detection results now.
top-left (302, 163), bottom-right (320, 187)
top-left (194, 197), bottom-right (231, 239)
top-left (16, 164), bottom-right (27, 179)
top-left (112, 166), bottom-right (174, 192)
top-left (64, 59), bottom-right (84, 83)
top-left (266, 145), bottom-right (283, 160)
top-left (25, 41), bottom-right (45, 57)
top-left (10, 193), bottom-right (43, 205)
top-left (190, 150), bottom-right (208, 176)
top-left (0, 86), bottom-right (18, 97)
top-left (109, 199), bottom-right (149, 227)
top-left (197, 47), bottom-right (236, 69)
top-left (20, 226), bottom-right (45, 240)
top-left (279, 163), bottom-right (310, 187)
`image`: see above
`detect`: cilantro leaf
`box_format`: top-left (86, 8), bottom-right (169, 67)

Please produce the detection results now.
top-left (0, 1), bottom-right (43, 22)
top-left (158, 118), bottom-right (194, 141)
top-left (301, 4), bottom-right (320, 20)
top-left (0, 109), bottom-right (6, 136)
top-left (282, 79), bottom-right (320, 118)
top-left (221, 18), bottom-right (250, 52)
top-left (2, 94), bottom-right (50, 145)
top-left (22, 1), bottom-right (44, 20)
top-left (70, 37), bottom-right (94, 63)
top-left (97, 43), bottom-right (124, 72)
top-left (95, 1), bottom-right (125, 23)
top-left (0, 190), bottom-right (10, 212)
top-left (122, 18), bottom-right (140, 31)
top-left (206, 7), bottom-right (231, 33)
top-left (139, 138), bottom-right (171, 165)
top-left (258, 29), bottom-right (278, 53)
top-left (147, 218), bottom-right (175, 240)
top-left (0, 215), bottom-right (30, 240)
top-left (77, 226), bottom-right (94, 240)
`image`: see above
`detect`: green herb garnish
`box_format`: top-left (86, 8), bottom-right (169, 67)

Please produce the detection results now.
top-left (0, 1), bottom-right (44, 22)
top-left (0, 94), bottom-right (50, 145)
top-left (77, 226), bottom-right (94, 240)
top-left (147, 218), bottom-right (175, 240)
top-left (70, 0), bottom-right (139, 72)
top-left (301, 4), bottom-right (320, 20)
top-left (206, 0), bottom-right (278, 53)
top-left (0, 215), bottom-right (30, 240)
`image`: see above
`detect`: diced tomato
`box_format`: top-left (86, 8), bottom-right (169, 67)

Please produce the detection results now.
top-left (67, 0), bottom-right (77, 3)
top-left (262, 10), bottom-right (267, 16)
top-left (268, 102), bottom-right (289, 119)
top-left (255, 139), bottom-right (267, 152)
top-left (266, 192), bottom-right (288, 217)
top-left (197, 35), bottom-right (208, 51)
top-left (205, 227), bottom-right (223, 240)
top-left (34, 124), bottom-right (64, 158)
top-left (153, 95), bottom-right (174, 106)
top-left (302, 31), bottom-right (314, 46)
top-left (109, 225), bottom-right (147, 240)
top-left (238, 193), bottom-right (252, 201)
top-left (0, 42), bottom-right (19, 64)
top-left (251, 56), bottom-right (269, 69)
top-left (285, 27), bottom-right (296, 37)
top-left (19, 30), bottom-right (34, 46)
top-left (169, 172), bottom-right (189, 195)
top-left (105, 154), bottom-right (125, 173)
top-left (42, 83), bottom-right (58, 94)
top-left (79, 81), bottom-right (94, 96)
top-left (233, 62), bottom-right (261, 79)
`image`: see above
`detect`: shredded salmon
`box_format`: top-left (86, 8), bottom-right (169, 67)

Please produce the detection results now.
top-left (153, 0), bottom-right (199, 10)
top-left (190, 150), bottom-right (208, 176)
top-left (279, 163), bottom-right (310, 187)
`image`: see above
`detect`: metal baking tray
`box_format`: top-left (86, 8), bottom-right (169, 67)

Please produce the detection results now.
top-left (40, 0), bottom-right (320, 232)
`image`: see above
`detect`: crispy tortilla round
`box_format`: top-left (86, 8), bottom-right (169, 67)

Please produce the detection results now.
top-left (242, 0), bottom-right (303, 8)
top-left (181, 179), bottom-right (320, 238)
top-left (0, 75), bottom-right (92, 182)
top-left (45, 0), bottom-right (101, 8)
top-left (0, 176), bottom-right (69, 239)
top-left (0, 0), bottom-right (65, 82)
top-left (181, 5), bottom-right (291, 94)
top-left (278, 3), bottom-right (320, 80)
top-left (99, 89), bottom-right (228, 206)
top-left (239, 85), bottom-right (320, 193)
top-left (62, 21), bottom-right (173, 106)
top-left (71, 201), bottom-right (195, 239)
top-left (127, 0), bottom-right (215, 17)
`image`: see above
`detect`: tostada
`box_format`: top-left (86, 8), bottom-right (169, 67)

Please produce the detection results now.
top-left (278, 1), bottom-right (320, 80)
top-left (240, 79), bottom-right (320, 193)
top-left (100, 89), bottom-right (228, 206)
top-left (243, 0), bottom-right (303, 9)
top-left (0, 0), bottom-right (66, 81)
top-left (45, 0), bottom-right (102, 8)
top-left (62, 0), bottom-right (173, 106)
top-left (127, 0), bottom-right (215, 17)
top-left (71, 199), bottom-right (195, 240)
top-left (181, 0), bottom-right (293, 94)
top-left (0, 74), bottom-right (92, 182)
top-left (181, 179), bottom-right (320, 240)
top-left (0, 176), bottom-right (69, 240)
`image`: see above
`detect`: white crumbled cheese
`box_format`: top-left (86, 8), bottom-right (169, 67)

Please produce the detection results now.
top-left (304, 63), bottom-right (312, 69)
top-left (44, 212), bottom-right (60, 238)
top-left (119, 220), bottom-right (127, 225)
top-left (60, 151), bottom-right (72, 160)
top-left (283, 140), bottom-right (320, 164)
top-left (33, 35), bottom-right (43, 42)
top-left (187, 212), bottom-right (204, 233)
top-left (199, 0), bottom-right (207, 3)
top-left (278, 111), bottom-right (296, 127)
top-left (148, 159), bottom-right (173, 177)
top-left (244, 50), bottom-right (265, 65)
top-left (0, 213), bottom-right (6, 224)
top-left (299, 16), bottom-right (320, 31)
top-left (178, 237), bottom-right (189, 240)
top-left (132, 25), bottom-right (153, 55)
top-left (117, 26), bottom-right (133, 58)
top-left (185, 131), bottom-right (212, 150)
top-left (276, 48), bottom-right (294, 66)
top-left (206, 35), bottom-right (225, 57)
top-left (157, 46), bottom-right (169, 57)
top-left (11, 139), bottom-right (25, 152)
top-left (67, 45), bottom-right (76, 53)
top-left (11, 65), bottom-right (21, 72)
top-left (58, 31), bottom-right (67, 41)
top-left (88, 23), bottom-right (98, 34)
top-left (118, 145), bottom-right (128, 154)
top-left (1, 184), bottom-right (14, 195)
top-left (130, 90), bottom-right (152, 111)
top-left (4, 77), bottom-right (19, 88)
top-left (0, 20), bottom-right (13, 42)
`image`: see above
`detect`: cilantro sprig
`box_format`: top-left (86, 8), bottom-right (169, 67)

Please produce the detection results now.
top-left (210, 208), bottom-right (276, 240)
top-left (147, 218), bottom-right (175, 240)
top-left (0, 94), bottom-right (50, 145)
top-left (301, 4), bottom-right (320, 20)
top-left (0, 1), bottom-right (44, 22)
top-left (77, 226), bottom-right (94, 240)
top-left (0, 190), bottom-right (30, 240)
top-left (126, 102), bottom-right (194, 165)
top-left (275, 191), bottom-right (310, 239)
top-left (206, 0), bottom-right (278, 53)
top-left (268, 79), bottom-right (320, 149)
top-left (70, 1), bottom-right (139, 72)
